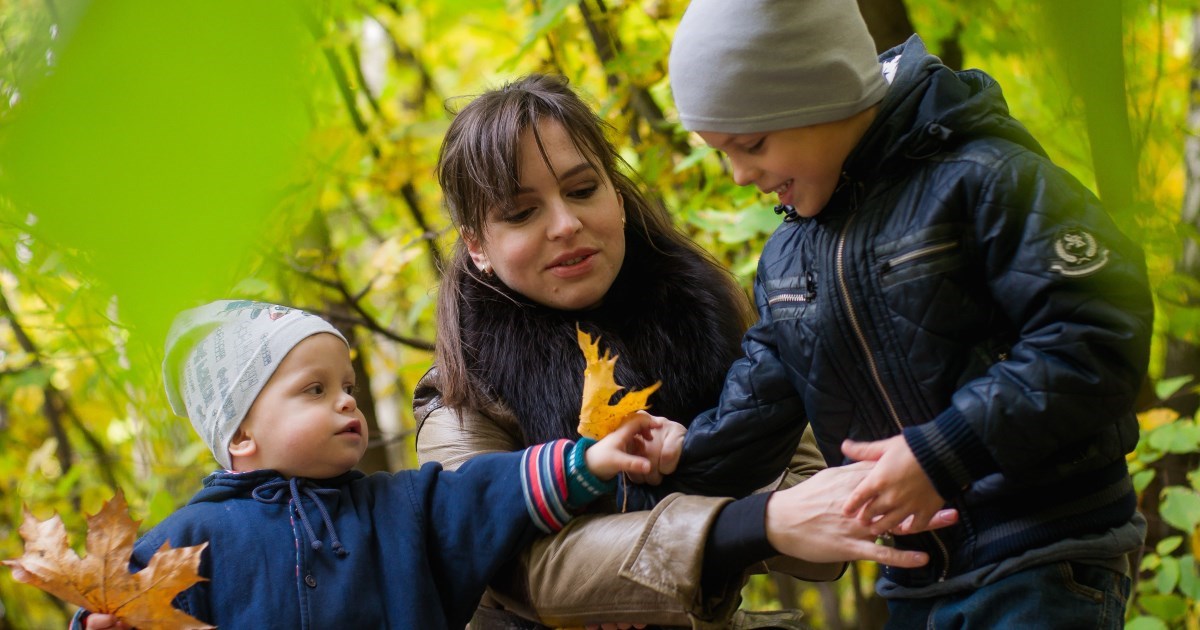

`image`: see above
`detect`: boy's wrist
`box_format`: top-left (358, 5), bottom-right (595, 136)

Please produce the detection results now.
top-left (903, 407), bottom-right (998, 498)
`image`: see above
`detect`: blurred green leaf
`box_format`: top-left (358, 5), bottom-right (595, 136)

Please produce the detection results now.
top-left (1161, 487), bottom-right (1200, 533)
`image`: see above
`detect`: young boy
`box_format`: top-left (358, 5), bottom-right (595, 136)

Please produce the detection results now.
top-left (75, 300), bottom-right (661, 629)
top-left (649, 0), bottom-right (1153, 626)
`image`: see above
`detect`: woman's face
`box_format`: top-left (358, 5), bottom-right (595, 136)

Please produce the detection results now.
top-left (465, 119), bottom-right (626, 311)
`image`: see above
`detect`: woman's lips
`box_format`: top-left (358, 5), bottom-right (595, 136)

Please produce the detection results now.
top-left (548, 251), bottom-right (597, 278)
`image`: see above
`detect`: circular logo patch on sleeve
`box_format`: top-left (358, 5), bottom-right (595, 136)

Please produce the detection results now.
top-left (1049, 227), bottom-right (1109, 277)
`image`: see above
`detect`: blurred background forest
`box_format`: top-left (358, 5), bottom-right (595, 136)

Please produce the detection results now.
top-left (0, 0), bottom-right (1198, 627)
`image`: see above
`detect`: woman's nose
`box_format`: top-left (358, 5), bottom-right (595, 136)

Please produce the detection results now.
top-left (546, 201), bottom-right (583, 240)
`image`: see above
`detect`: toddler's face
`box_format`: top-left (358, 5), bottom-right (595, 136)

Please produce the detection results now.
top-left (698, 109), bottom-right (875, 219)
top-left (236, 333), bottom-right (367, 479)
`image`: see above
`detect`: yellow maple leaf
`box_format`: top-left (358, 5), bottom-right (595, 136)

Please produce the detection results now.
top-left (576, 326), bottom-right (661, 439)
top-left (3, 491), bottom-right (211, 630)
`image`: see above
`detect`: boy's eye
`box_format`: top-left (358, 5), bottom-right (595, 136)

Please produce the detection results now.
top-left (746, 137), bottom-right (765, 154)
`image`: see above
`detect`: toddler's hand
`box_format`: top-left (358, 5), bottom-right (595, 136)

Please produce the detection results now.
top-left (623, 412), bottom-right (685, 486)
top-left (84, 614), bottom-right (131, 629)
top-left (841, 435), bottom-right (947, 536)
top-left (584, 413), bottom-right (661, 481)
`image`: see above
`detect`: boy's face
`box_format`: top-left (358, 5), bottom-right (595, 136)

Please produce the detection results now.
top-left (231, 333), bottom-right (367, 479)
top-left (697, 108), bottom-right (876, 219)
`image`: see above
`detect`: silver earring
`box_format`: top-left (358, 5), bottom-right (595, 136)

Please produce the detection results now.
top-left (480, 263), bottom-right (493, 277)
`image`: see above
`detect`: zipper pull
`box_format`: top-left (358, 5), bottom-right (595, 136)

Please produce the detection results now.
top-left (774, 203), bottom-right (799, 222)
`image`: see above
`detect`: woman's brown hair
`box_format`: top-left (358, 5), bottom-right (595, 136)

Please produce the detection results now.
top-left (433, 74), bottom-right (751, 413)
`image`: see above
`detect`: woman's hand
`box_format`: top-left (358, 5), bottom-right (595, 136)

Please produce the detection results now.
top-left (764, 462), bottom-right (958, 568)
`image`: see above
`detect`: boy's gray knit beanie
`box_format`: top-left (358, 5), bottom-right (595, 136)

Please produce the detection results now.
top-left (669, 0), bottom-right (888, 133)
top-left (162, 300), bottom-right (347, 470)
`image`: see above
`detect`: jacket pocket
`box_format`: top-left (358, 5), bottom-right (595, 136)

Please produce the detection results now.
top-left (764, 272), bottom-right (818, 321)
top-left (876, 224), bottom-right (966, 289)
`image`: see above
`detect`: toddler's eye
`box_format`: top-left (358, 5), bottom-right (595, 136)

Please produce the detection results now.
top-left (305, 384), bottom-right (325, 396)
top-left (343, 384), bottom-right (357, 396)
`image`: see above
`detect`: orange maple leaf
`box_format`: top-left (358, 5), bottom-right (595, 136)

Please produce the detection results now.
top-left (3, 491), bottom-right (212, 630)
top-left (576, 326), bottom-right (661, 439)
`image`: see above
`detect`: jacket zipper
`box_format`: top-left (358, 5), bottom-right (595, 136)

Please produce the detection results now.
top-left (767, 292), bottom-right (810, 305)
top-left (836, 212), bottom-right (952, 581)
top-left (883, 240), bottom-right (957, 270)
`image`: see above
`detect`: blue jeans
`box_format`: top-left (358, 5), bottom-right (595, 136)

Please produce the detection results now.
top-left (885, 561), bottom-right (1131, 629)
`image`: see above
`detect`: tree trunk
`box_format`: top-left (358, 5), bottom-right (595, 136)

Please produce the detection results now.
top-left (1143, 8), bottom-right (1200, 551)
top-left (1170, 8), bottom-right (1200, 414)
top-left (856, 0), bottom-right (914, 53)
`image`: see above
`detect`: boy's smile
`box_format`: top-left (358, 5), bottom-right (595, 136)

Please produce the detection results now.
top-left (697, 106), bottom-right (878, 219)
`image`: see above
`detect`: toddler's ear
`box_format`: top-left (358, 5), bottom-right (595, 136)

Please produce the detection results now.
top-left (227, 427), bottom-right (257, 458)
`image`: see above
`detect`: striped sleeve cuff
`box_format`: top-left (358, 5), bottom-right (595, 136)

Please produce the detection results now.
top-left (566, 437), bottom-right (616, 509)
top-left (902, 407), bottom-right (999, 499)
top-left (520, 439), bottom-right (573, 533)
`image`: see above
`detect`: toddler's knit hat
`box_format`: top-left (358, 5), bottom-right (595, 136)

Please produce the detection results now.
top-left (669, 0), bottom-right (888, 133)
top-left (162, 300), bottom-right (347, 470)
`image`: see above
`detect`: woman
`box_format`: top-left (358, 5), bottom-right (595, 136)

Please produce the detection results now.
top-left (415, 74), bottom-right (951, 629)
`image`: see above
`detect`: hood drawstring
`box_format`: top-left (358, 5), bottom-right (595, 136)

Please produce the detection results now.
top-left (253, 477), bottom-right (349, 557)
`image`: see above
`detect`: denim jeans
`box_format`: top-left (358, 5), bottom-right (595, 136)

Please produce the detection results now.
top-left (884, 560), bottom-right (1131, 629)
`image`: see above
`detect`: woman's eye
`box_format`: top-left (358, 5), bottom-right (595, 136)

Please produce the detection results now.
top-left (567, 185), bottom-right (597, 199)
top-left (503, 207), bottom-right (535, 224)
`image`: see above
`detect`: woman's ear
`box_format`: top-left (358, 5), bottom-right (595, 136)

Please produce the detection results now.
top-left (463, 232), bottom-right (492, 274)
top-left (228, 427), bottom-right (257, 459)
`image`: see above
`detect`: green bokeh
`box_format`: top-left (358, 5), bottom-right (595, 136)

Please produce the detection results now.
top-left (1, 0), bottom-right (312, 342)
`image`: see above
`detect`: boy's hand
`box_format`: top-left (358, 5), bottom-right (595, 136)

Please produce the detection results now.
top-left (84, 614), bottom-right (132, 630)
top-left (584, 413), bottom-right (661, 481)
top-left (622, 412), bottom-right (685, 486)
top-left (841, 435), bottom-right (947, 536)
top-left (765, 462), bottom-right (958, 567)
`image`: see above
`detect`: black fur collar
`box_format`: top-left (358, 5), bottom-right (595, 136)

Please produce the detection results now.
top-left (460, 236), bottom-right (746, 445)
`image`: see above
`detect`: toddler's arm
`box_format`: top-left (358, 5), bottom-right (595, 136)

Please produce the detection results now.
top-left (840, 435), bottom-right (946, 535)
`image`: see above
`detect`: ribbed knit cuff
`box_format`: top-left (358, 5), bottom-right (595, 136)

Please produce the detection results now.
top-left (566, 437), bottom-right (617, 509)
top-left (701, 491), bottom-right (774, 595)
top-left (520, 439), bottom-right (573, 533)
top-left (902, 407), bottom-right (999, 499)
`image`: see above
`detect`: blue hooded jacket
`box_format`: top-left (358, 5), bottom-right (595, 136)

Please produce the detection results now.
top-left (75, 446), bottom-right (582, 629)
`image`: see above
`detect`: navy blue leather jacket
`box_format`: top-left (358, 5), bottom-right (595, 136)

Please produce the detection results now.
top-left (643, 36), bottom-right (1153, 587)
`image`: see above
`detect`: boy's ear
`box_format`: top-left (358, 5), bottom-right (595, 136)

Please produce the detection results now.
top-left (462, 232), bottom-right (491, 273)
top-left (227, 427), bottom-right (257, 458)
